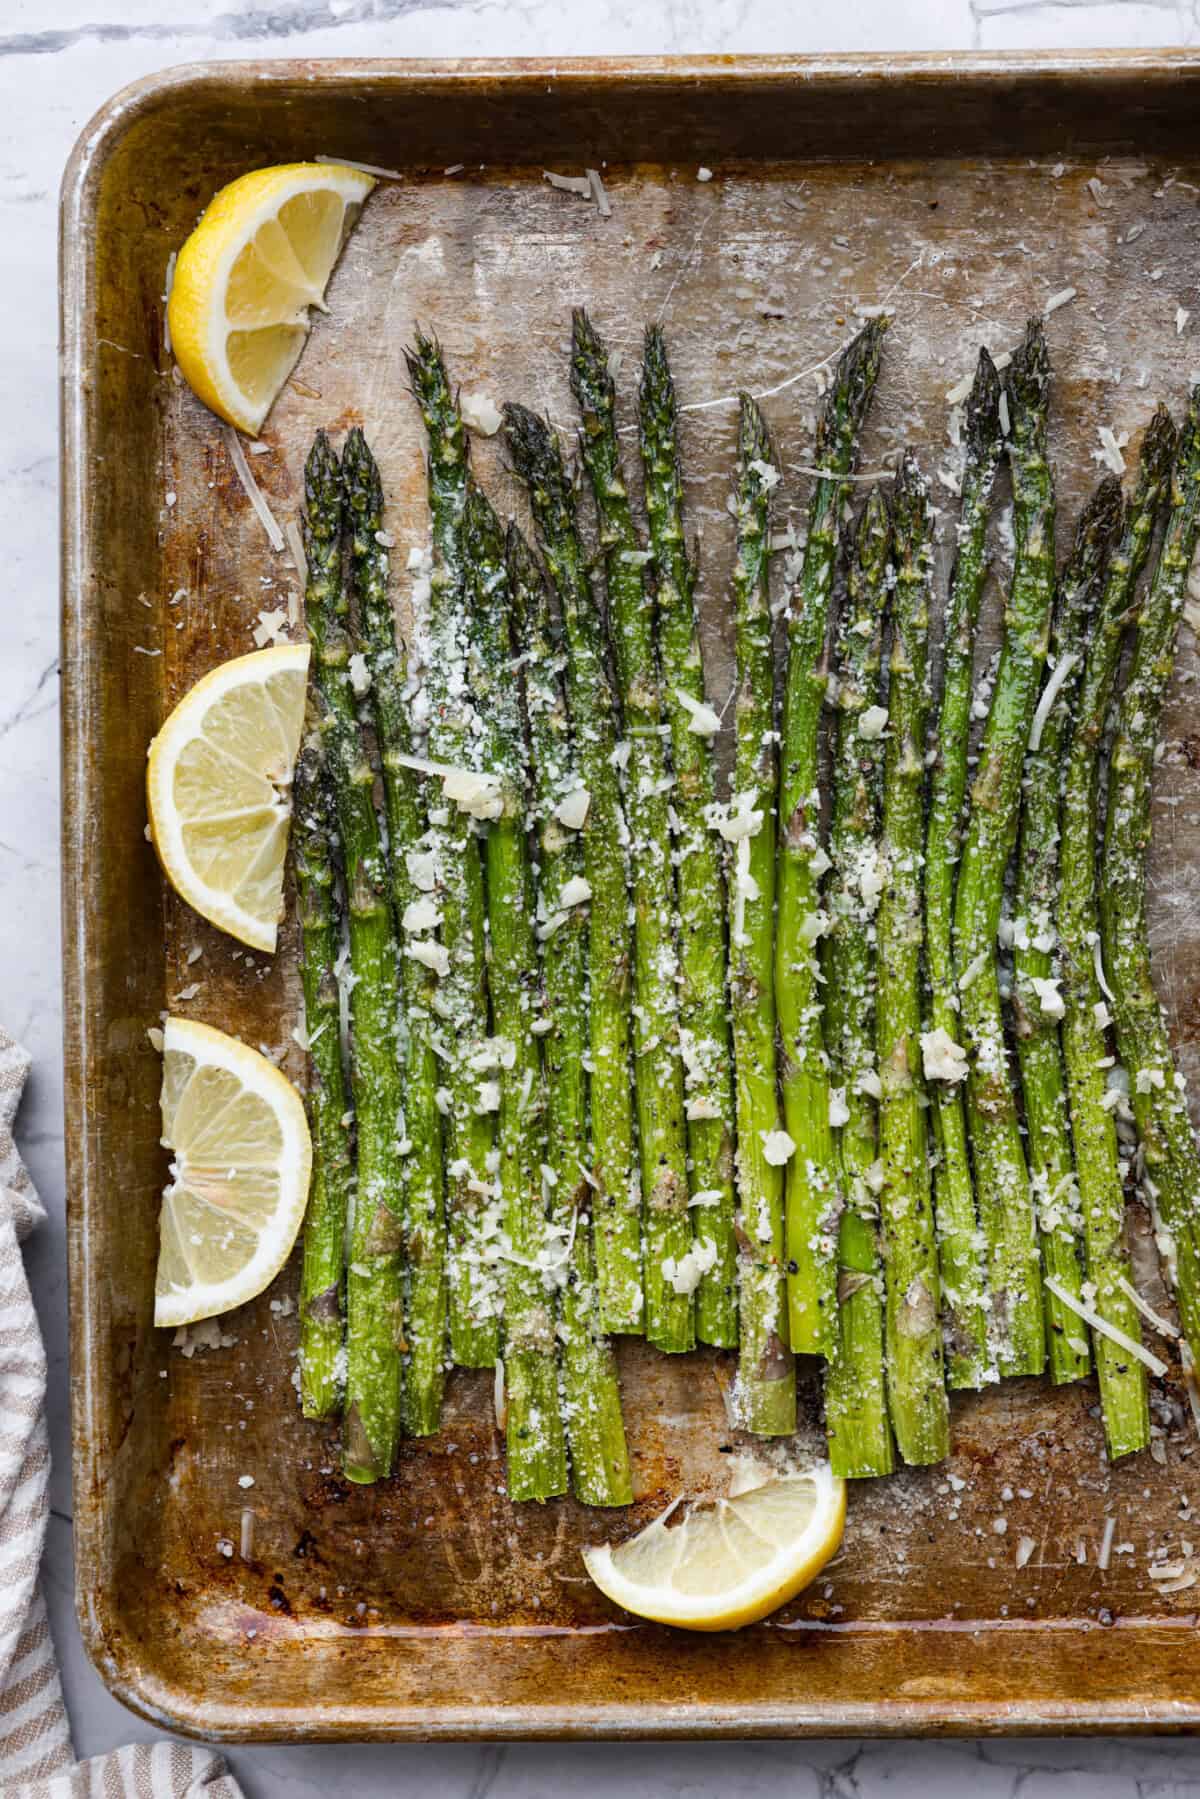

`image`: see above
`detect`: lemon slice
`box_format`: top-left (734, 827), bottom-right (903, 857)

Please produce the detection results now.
top-left (154, 1017), bottom-right (312, 1328)
top-left (582, 1465), bottom-right (846, 1631)
top-left (168, 162), bottom-right (376, 434)
top-left (146, 643), bottom-right (310, 952)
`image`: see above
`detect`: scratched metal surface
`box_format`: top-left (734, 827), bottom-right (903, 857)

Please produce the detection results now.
top-left (61, 56), bottom-right (1200, 1741)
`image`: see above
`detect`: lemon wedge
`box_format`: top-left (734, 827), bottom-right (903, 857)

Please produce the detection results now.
top-left (146, 643), bottom-right (309, 953)
top-left (168, 162), bottom-right (375, 434)
top-left (154, 1017), bottom-right (312, 1328)
top-left (582, 1464), bottom-right (846, 1631)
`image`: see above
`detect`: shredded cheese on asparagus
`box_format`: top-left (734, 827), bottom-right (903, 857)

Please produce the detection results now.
top-left (1043, 1274), bottom-right (1168, 1376)
top-left (1029, 652), bottom-right (1078, 751)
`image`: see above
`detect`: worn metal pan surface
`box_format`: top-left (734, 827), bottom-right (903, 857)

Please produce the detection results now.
top-left (61, 53), bottom-right (1200, 1740)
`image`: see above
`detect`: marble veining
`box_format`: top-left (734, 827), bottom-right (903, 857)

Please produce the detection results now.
top-left (16, 0), bottom-right (1200, 1789)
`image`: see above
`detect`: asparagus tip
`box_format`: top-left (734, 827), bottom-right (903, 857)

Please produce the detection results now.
top-left (851, 482), bottom-right (892, 583)
top-left (340, 425), bottom-right (383, 521)
top-left (737, 389), bottom-right (774, 472)
top-left (569, 306), bottom-right (614, 412)
top-left (303, 429), bottom-right (343, 538)
top-left (1077, 471), bottom-right (1124, 553)
top-left (964, 345), bottom-right (1002, 449)
top-left (813, 315), bottom-right (889, 467)
top-left (640, 320), bottom-right (672, 404)
top-left (892, 446), bottom-right (928, 511)
top-left (1007, 315), bottom-right (1050, 410)
top-left (403, 326), bottom-right (455, 419)
top-left (503, 400), bottom-right (558, 481)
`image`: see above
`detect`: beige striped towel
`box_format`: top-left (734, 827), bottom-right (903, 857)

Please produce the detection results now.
top-left (0, 1026), bottom-right (245, 1798)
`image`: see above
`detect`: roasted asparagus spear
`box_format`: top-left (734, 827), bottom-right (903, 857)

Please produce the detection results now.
top-left (503, 401), bottom-right (643, 1335)
top-left (302, 432), bottom-right (404, 1484)
top-left (1012, 481), bottom-right (1120, 1385)
top-left (822, 487), bottom-right (895, 1480)
top-left (508, 522), bottom-right (633, 1506)
top-left (777, 318), bottom-right (887, 1357)
top-left (342, 426), bottom-right (448, 1437)
top-left (1102, 389), bottom-right (1200, 1367)
top-left (293, 733), bottom-right (352, 1421)
top-left (1061, 420), bottom-right (1176, 1459)
top-left (877, 454), bottom-right (949, 1466)
top-left (639, 325), bottom-right (738, 1348)
top-left (954, 319), bottom-right (1055, 1380)
top-left (570, 310), bottom-right (694, 1354)
top-left (464, 486), bottom-right (568, 1501)
top-left (923, 348), bottom-right (1003, 1391)
top-left (406, 335), bottom-right (501, 1370)
top-left (726, 395), bottom-right (795, 1436)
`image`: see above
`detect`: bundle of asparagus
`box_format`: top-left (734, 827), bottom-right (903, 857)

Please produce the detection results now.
top-left (283, 309), bottom-right (1200, 1502)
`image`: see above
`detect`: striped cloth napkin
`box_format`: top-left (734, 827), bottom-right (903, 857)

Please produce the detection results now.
top-left (0, 1026), bottom-right (245, 1798)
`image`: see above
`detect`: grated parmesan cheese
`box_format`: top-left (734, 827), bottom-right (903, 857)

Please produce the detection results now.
top-left (284, 518), bottom-right (307, 590)
top-left (711, 797), bottom-right (763, 843)
top-left (687, 1188), bottom-right (724, 1208)
top-left (586, 168), bottom-right (612, 217)
top-left (554, 786), bottom-right (590, 830)
top-left (674, 688), bottom-right (722, 737)
top-left (252, 607), bottom-right (289, 649)
top-left (1116, 1274), bottom-right (1179, 1341)
top-left (559, 875), bottom-right (592, 909)
top-left (858, 704), bottom-right (888, 740)
top-left (958, 950), bottom-right (988, 993)
top-left (543, 169), bottom-right (592, 198)
top-left (1092, 935), bottom-right (1116, 1001)
top-left (460, 391), bottom-right (503, 435)
top-left (402, 896), bottom-right (440, 934)
top-left (316, 154), bottom-right (400, 179)
top-left (748, 456), bottom-right (780, 492)
top-left (1029, 652), bottom-right (1078, 750)
top-left (1043, 1273), bottom-right (1168, 1376)
top-left (406, 941), bottom-right (450, 977)
top-left (662, 1238), bottom-right (718, 1295)
top-left (760, 1130), bottom-right (796, 1167)
top-left (397, 754), bottom-right (504, 820)
top-left (406, 848), bottom-right (438, 892)
top-left (224, 426), bottom-right (285, 551)
top-left (1031, 975), bottom-right (1066, 1020)
top-left (1094, 425), bottom-right (1128, 476)
top-left (921, 1027), bottom-right (969, 1084)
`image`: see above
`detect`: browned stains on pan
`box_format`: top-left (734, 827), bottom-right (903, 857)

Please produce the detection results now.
top-left (61, 55), bottom-right (1200, 1741)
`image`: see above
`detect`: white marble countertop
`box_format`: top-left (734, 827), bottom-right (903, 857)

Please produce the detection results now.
top-left (14, 0), bottom-right (1200, 1791)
